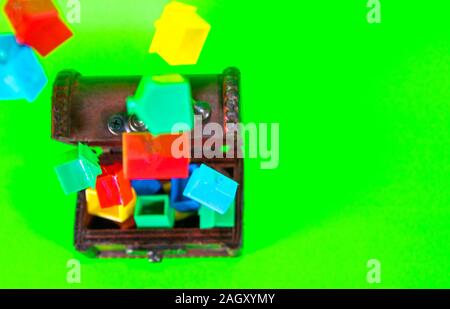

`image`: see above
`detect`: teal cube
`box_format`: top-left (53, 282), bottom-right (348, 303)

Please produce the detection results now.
top-left (126, 74), bottom-right (194, 135)
top-left (54, 143), bottom-right (102, 194)
top-left (134, 195), bottom-right (175, 228)
top-left (199, 202), bottom-right (235, 229)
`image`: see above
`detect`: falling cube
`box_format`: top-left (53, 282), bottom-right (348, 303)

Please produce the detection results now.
top-left (170, 164), bottom-right (200, 212)
top-left (54, 143), bottom-right (102, 194)
top-left (86, 188), bottom-right (137, 223)
top-left (122, 132), bottom-right (190, 180)
top-left (4, 0), bottom-right (73, 56)
top-left (96, 163), bottom-right (134, 209)
top-left (183, 164), bottom-right (238, 214)
top-left (0, 33), bottom-right (47, 102)
top-left (199, 202), bottom-right (235, 229)
top-left (134, 195), bottom-right (175, 228)
top-left (127, 74), bottom-right (194, 135)
top-left (149, 1), bottom-right (211, 65)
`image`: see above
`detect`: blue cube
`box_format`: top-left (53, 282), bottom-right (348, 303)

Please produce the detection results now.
top-left (131, 179), bottom-right (162, 195)
top-left (170, 164), bottom-right (200, 212)
top-left (0, 34), bottom-right (47, 102)
top-left (183, 164), bottom-right (238, 214)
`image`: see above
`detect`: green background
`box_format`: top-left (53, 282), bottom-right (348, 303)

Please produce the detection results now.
top-left (0, 0), bottom-right (449, 288)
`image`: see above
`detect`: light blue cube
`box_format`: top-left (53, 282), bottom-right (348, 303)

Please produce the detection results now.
top-left (0, 34), bottom-right (47, 102)
top-left (183, 164), bottom-right (238, 214)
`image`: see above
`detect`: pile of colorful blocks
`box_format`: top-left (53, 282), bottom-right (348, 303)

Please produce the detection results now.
top-left (53, 1), bottom-right (238, 230)
top-left (55, 85), bottom-right (238, 229)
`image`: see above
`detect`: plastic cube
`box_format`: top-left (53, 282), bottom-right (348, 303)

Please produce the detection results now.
top-left (175, 211), bottom-right (196, 222)
top-left (0, 34), bottom-right (47, 102)
top-left (4, 0), bottom-right (73, 56)
top-left (55, 143), bottom-right (102, 194)
top-left (183, 164), bottom-right (238, 214)
top-left (131, 179), bottom-right (162, 195)
top-left (170, 164), bottom-right (200, 212)
top-left (199, 202), bottom-right (235, 229)
top-left (123, 132), bottom-right (190, 180)
top-left (149, 1), bottom-right (210, 65)
top-left (96, 163), bottom-right (134, 208)
top-left (134, 195), bottom-right (174, 228)
top-left (126, 74), bottom-right (194, 135)
top-left (162, 181), bottom-right (172, 193)
top-left (86, 188), bottom-right (136, 223)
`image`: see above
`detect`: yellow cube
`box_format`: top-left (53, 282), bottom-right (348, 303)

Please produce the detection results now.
top-left (175, 211), bottom-right (196, 221)
top-left (149, 1), bottom-right (211, 66)
top-left (86, 188), bottom-right (137, 223)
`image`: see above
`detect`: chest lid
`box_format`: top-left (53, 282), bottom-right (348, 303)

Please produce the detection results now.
top-left (51, 68), bottom-right (240, 151)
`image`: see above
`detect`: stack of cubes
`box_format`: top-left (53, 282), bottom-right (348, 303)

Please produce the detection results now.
top-left (54, 1), bottom-right (237, 230)
top-left (122, 73), bottom-right (238, 229)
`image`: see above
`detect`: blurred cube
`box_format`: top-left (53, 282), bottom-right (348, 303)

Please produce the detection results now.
top-left (4, 0), bottom-right (72, 56)
top-left (123, 132), bottom-right (190, 180)
top-left (0, 33), bottom-right (47, 102)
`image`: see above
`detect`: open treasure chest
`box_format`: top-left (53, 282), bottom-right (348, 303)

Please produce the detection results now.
top-left (51, 67), bottom-right (243, 261)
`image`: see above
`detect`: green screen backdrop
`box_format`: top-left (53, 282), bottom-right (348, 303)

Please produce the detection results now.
top-left (0, 0), bottom-right (449, 288)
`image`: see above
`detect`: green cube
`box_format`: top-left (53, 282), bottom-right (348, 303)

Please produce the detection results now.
top-left (54, 143), bottom-right (102, 195)
top-left (199, 201), bottom-right (235, 229)
top-left (134, 194), bottom-right (175, 228)
top-left (126, 74), bottom-right (194, 135)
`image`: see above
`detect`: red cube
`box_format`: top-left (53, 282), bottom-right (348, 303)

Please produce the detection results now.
top-left (96, 163), bottom-right (134, 208)
top-left (123, 133), bottom-right (190, 180)
top-left (4, 0), bottom-right (73, 56)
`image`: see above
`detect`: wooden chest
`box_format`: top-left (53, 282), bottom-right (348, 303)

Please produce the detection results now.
top-left (51, 68), bottom-right (243, 261)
